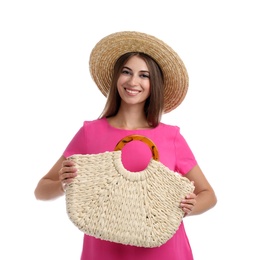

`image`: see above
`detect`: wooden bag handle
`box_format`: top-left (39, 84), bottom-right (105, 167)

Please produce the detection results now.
top-left (114, 134), bottom-right (159, 161)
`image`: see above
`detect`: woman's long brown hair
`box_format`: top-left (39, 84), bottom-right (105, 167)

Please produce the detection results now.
top-left (99, 52), bottom-right (164, 127)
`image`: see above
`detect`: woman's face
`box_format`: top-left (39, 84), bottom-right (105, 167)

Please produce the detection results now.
top-left (117, 55), bottom-right (151, 108)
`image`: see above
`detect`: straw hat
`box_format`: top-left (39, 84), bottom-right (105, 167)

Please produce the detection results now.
top-left (89, 31), bottom-right (189, 113)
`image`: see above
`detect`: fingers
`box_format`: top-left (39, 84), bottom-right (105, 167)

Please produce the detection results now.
top-left (181, 193), bottom-right (196, 216)
top-left (62, 159), bottom-right (76, 168)
top-left (58, 160), bottom-right (77, 182)
top-left (58, 168), bottom-right (77, 181)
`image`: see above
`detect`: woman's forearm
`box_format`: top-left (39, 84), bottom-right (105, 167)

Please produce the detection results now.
top-left (34, 178), bottom-right (64, 201)
top-left (189, 190), bottom-right (217, 216)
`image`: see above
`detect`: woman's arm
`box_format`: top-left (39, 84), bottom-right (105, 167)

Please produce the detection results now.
top-left (181, 164), bottom-right (217, 216)
top-left (34, 155), bottom-right (77, 200)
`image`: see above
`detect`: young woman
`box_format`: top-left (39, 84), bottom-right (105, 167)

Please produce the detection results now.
top-left (34, 31), bottom-right (217, 260)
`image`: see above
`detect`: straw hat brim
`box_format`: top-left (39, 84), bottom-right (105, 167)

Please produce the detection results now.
top-left (89, 31), bottom-right (189, 113)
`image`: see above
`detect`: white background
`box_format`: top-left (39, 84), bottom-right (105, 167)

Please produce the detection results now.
top-left (1, 0), bottom-right (252, 259)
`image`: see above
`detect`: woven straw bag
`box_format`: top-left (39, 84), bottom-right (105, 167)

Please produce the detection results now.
top-left (65, 134), bottom-right (195, 248)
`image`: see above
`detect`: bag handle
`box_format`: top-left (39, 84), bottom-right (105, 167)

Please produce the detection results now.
top-left (114, 134), bottom-right (159, 161)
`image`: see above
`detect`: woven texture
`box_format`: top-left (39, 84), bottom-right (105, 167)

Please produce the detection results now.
top-left (89, 31), bottom-right (189, 114)
top-left (65, 151), bottom-right (194, 248)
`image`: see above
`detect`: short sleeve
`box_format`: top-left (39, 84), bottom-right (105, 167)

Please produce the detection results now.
top-left (63, 125), bottom-right (86, 158)
top-left (174, 129), bottom-right (197, 175)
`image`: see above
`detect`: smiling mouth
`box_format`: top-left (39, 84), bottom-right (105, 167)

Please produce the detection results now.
top-left (125, 88), bottom-right (140, 94)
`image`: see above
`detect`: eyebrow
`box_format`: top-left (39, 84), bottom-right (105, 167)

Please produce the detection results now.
top-left (123, 66), bottom-right (150, 73)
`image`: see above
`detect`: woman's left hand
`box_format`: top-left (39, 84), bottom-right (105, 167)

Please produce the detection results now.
top-left (180, 193), bottom-right (197, 216)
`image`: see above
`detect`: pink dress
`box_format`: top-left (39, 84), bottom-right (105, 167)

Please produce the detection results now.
top-left (63, 118), bottom-right (197, 260)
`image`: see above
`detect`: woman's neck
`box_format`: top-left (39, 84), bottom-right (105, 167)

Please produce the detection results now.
top-left (107, 110), bottom-right (152, 130)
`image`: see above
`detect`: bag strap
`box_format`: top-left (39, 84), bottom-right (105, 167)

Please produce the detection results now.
top-left (114, 134), bottom-right (159, 161)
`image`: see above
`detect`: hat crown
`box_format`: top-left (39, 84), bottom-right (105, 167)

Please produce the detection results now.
top-left (89, 31), bottom-right (188, 113)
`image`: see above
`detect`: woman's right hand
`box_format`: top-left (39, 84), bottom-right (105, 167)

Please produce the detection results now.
top-left (58, 159), bottom-right (77, 191)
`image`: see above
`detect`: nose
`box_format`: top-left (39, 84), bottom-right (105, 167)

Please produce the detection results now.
top-left (127, 74), bottom-right (139, 86)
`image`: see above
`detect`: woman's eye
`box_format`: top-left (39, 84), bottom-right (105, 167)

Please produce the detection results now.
top-left (122, 69), bottom-right (130, 75)
top-left (141, 74), bottom-right (150, 78)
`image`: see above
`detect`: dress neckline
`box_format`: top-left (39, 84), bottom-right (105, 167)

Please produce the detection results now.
top-left (103, 117), bottom-right (160, 131)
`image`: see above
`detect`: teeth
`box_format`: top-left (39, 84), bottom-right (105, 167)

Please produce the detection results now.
top-left (126, 89), bottom-right (139, 94)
